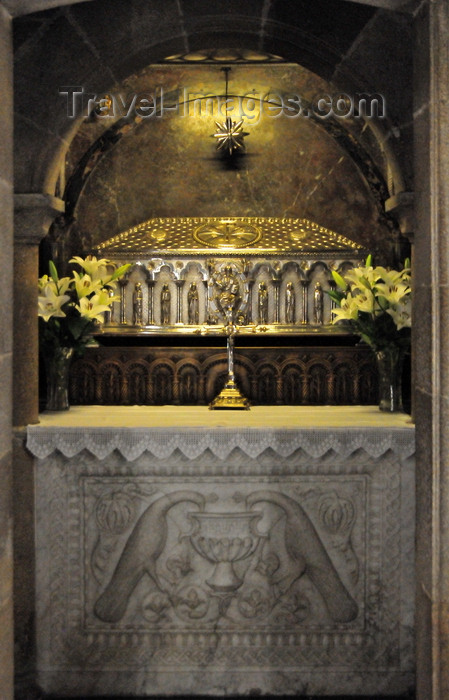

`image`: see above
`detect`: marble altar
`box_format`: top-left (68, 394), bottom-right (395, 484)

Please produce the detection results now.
top-left (27, 407), bottom-right (415, 697)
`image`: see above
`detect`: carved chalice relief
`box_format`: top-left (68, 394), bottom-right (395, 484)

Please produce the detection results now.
top-left (187, 511), bottom-right (264, 593)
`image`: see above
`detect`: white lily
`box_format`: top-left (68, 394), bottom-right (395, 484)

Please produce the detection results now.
top-left (76, 294), bottom-right (111, 322)
top-left (38, 286), bottom-right (70, 321)
top-left (345, 265), bottom-right (379, 289)
top-left (386, 298), bottom-right (412, 330)
top-left (39, 274), bottom-right (72, 295)
top-left (70, 255), bottom-right (114, 285)
top-left (373, 267), bottom-right (406, 286)
top-left (56, 276), bottom-right (72, 295)
top-left (351, 288), bottom-right (376, 313)
top-left (38, 275), bottom-right (56, 293)
top-left (375, 281), bottom-right (411, 306)
top-left (73, 271), bottom-right (104, 298)
top-left (331, 297), bottom-right (359, 322)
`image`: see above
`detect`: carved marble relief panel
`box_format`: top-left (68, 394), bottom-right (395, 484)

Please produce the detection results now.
top-left (83, 478), bottom-right (364, 635)
top-left (35, 445), bottom-right (414, 696)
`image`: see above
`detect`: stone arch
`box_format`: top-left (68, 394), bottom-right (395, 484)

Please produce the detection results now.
top-left (281, 361), bottom-right (305, 405)
top-left (59, 97), bottom-right (398, 233)
top-left (176, 359), bottom-right (202, 404)
top-left (13, 0), bottom-right (413, 426)
top-left (148, 359), bottom-right (175, 404)
top-left (254, 361), bottom-right (280, 404)
top-left (13, 3), bottom-right (409, 205)
top-left (125, 360), bottom-right (151, 404)
top-left (98, 360), bottom-right (124, 404)
top-left (307, 359), bottom-right (333, 404)
top-left (69, 357), bottom-right (97, 404)
top-left (9, 3), bottom-right (448, 700)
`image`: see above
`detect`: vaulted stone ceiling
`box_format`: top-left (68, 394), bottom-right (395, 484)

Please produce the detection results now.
top-left (2, 0), bottom-right (416, 16)
top-left (13, 0), bottom-right (379, 76)
top-left (11, 0), bottom-right (414, 265)
top-left (13, 0), bottom-right (413, 192)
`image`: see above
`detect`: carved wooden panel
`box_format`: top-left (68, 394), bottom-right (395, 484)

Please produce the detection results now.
top-left (69, 344), bottom-right (379, 406)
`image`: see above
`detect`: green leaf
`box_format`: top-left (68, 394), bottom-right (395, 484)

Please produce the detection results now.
top-left (326, 289), bottom-right (343, 305)
top-left (359, 332), bottom-right (374, 347)
top-left (66, 316), bottom-right (92, 341)
top-left (110, 263), bottom-right (131, 282)
top-left (357, 275), bottom-right (371, 290)
top-left (365, 254), bottom-right (372, 267)
top-left (49, 260), bottom-right (59, 283)
top-left (331, 270), bottom-right (348, 290)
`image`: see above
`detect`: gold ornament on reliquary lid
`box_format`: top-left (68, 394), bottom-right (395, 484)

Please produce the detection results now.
top-left (96, 217), bottom-right (365, 258)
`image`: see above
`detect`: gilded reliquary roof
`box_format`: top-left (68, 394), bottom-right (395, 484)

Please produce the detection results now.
top-left (97, 217), bottom-right (365, 258)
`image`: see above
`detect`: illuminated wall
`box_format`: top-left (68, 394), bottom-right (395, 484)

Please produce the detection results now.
top-left (65, 62), bottom-right (394, 257)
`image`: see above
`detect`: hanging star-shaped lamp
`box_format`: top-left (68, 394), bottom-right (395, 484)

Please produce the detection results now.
top-left (212, 67), bottom-right (249, 156)
top-left (213, 116), bottom-right (248, 155)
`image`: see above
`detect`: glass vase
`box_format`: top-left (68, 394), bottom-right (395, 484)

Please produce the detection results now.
top-left (44, 346), bottom-right (74, 411)
top-left (375, 348), bottom-right (404, 412)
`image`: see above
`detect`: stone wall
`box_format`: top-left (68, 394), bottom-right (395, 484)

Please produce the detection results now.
top-left (413, 1), bottom-right (449, 698)
top-left (0, 4), bottom-right (14, 700)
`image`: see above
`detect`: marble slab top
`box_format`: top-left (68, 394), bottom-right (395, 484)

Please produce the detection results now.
top-left (27, 406), bottom-right (415, 461)
top-left (32, 404), bottom-right (414, 429)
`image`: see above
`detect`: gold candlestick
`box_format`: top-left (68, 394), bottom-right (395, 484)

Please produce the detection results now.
top-left (209, 320), bottom-right (250, 410)
top-left (208, 270), bottom-right (251, 410)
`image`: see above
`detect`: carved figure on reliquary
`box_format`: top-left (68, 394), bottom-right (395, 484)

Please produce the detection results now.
top-left (132, 282), bottom-right (143, 326)
top-left (210, 263), bottom-right (242, 320)
top-left (314, 282), bottom-right (324, 325)
top-left (160, 284), bottom-right (171, 325)
top-left (285, 282), bottom-right (296, 324)
top-left (258, 282), bottom-right (269, 325)
top-left (90, 483), bottom-right (359, 630)
top-left (187, 283), bottom-right (199, 324)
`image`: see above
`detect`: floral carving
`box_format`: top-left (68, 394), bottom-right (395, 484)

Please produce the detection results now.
top-left (174, 586), bottom-right (210, 621)
top-left (237, 588), bottom-right (270, 619)
top-left (319, 491), bottom-right (359, 584)
top-left (319, 492), bottom-right (355, 536)
top-left (95, 492), bottom-right (136, 534)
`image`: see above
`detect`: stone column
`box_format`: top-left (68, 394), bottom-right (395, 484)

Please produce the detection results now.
top-left (175, 279), bottom-right (185, 324)
top-left (272, 279), bottom-right (281, 323)
top-left (414, 1), bottom-right (449, 697)
top-left (246, 279), bottom-right (254, 323)
top-left (118, 278), bottom-right (129, 324)
top-left (300, 280), bottom-right (309, 324)
top-left (13, 194), bottom-right (65, 427)
top-left (147, 280), bottom-right (155, 325)
top-left (202, 279), bottom-right (209, 324)
top-left (384, 191), bottom-right (414, 264)
top-left (13, 194), bottom-right (64, 699)
top-left (0, 6), bottom-right (13, 700)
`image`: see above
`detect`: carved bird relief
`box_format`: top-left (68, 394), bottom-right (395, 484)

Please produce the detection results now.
top-left (246, 490), bottom-right (358, 623)
top-left (94, 490), bottom-right (205, 623)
